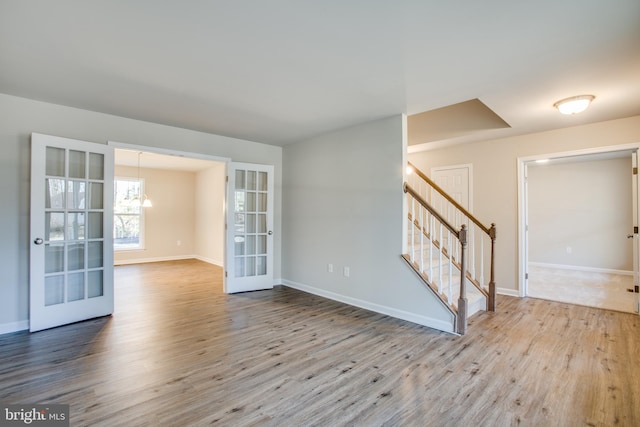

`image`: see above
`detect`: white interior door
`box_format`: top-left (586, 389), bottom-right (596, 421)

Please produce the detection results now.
top-left (633, 151), bottom-right (640, 313)
top-left (30, 133), bottom-right (114, 332)
top-left (431, 165), bottom-right (471, 209)
top-left (226, 162), bottom-right (274, 293)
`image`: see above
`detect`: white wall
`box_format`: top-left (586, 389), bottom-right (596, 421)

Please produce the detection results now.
top-left (408, 115), bottom-right (640, 294)
top-left (195, 163), bottom-right (226, 266)
top-left (282, 115), bottom-right (455, 332)
top-left (527, 157), bottom-right (633, 271)
top-left (0, 93), bottom-right (281, 333)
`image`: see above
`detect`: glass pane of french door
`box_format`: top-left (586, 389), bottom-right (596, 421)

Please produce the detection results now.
top-left (234, 169), bottom-right (269, 278)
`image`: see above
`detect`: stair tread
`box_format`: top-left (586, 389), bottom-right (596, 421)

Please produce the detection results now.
top-left (401, 253), bottom-right (487, 316)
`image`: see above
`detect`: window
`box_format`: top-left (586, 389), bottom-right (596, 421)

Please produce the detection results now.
top-left (114, 178), bottom-right (144, 250)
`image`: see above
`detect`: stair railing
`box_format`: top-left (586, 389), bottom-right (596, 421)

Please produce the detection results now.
top-left (405, 162), bottom-right (496, 312)
top-left (404, 183), bottom-right (469, 334)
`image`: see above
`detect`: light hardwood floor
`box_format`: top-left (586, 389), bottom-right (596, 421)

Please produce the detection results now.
top-left (1, 259), bottom-right (639, 426)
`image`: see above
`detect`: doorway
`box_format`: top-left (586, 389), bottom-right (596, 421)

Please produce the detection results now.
top-left (112, 148), bottom-right (227, 269)
top-left (111, 143), bottom-right (277, 294)
top-left (518, 145), bottom-right (640, 313)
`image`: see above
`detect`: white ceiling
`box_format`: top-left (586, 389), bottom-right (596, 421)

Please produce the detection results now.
top-left (1, 1), bottom-right (639, 147)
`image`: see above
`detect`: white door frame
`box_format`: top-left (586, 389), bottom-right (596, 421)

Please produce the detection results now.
top-left (517, 142), bottom-right (640, 299)
top-left (108, 141), bottom-right (231, 288)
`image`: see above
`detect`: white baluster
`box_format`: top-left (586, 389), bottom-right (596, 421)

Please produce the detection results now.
top-left (410, 196), bottom-right (415, 263)
top-left (429, 214), bottom-right (434, 283)
top-left (438, 222), bottom-right (443, 295)
top-left (471, 224), bottom-right (476, 280)
top-left (448, 230), bottom-right (453, 304)
top-left (480, 232), bottom-right (485, 288)
top-left (419, 205), bottom-right (424, 273)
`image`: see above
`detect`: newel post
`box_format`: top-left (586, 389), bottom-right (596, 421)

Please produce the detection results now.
top-left (488, 223), bottom-right (497, 312)
top-left (457, 224), bottom-right (468, 335)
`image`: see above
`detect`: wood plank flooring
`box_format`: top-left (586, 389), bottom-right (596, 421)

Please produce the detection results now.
top-left (1, 259), bottom-right (639, 426)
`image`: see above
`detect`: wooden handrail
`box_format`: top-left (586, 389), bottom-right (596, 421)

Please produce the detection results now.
top-left (403, 183), bottom-right (459, 238)
top-left (408, 161), bottom-right (492, 236)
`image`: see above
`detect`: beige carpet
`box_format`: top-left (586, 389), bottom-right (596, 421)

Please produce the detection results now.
top-left (527, 264), bottom-right (638, 313)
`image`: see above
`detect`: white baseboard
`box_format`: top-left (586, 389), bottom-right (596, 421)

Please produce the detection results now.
top-left (115, 255), bottom-right (225, 267)
top-left (114, 255), bottom-right (196, 266)
top-left (529, 262), bottom-right (633, 276)
top-left (0, 320), bottom-right (29, 335)
top-left (497, 287), bottom-right (520, 297)
top-left (193, 255), bottom-right (224, 267)
top-left (281, 279), bottom-right (455, 334)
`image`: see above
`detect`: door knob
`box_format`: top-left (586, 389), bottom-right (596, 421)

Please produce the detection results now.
top-left (34, 237), bottom-right (44, 245)
top-left (268, 230), bottom-right (273, 235)
top-left (628, 234), bottom-right (635, 239)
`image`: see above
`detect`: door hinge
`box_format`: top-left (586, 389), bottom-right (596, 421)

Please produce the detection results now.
top-left (635, 285), bottom-right (639, 293)
top-left (225, 271), bottom-right (228, 278)
top-left (226, 175), bottom-right (229, 182)
top-left (525, 273), bottom-right (529, 280)
top-left (635, 226), bottom-right (639, 234)
top-left (634, 167), bottom-right (638, 175)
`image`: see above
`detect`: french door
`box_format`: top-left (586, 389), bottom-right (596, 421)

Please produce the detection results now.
top-left (30, 133), bottom-right (114, 332)
top-left (226, 163), bottom-right (274, 293)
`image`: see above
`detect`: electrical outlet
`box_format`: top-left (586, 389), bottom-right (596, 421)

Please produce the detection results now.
top-left (327, 263), bottom-right (333, 273)
top-left (566, 246), bottom-right (572, 254)
top-left (177, 240), bottom-right (182, 246)
top-left (343, 267), bottom-right (350, 278)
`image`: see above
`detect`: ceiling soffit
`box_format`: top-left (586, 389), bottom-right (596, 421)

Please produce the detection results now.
top-left (408, 99), bottom-right (511, 146)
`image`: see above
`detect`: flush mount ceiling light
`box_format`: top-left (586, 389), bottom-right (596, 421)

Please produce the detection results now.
top-left (553, 95), bottom-right (595, 115)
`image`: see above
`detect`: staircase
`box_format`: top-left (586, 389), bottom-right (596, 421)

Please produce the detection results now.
top-left (403, 162), bottom-right (496, 335)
